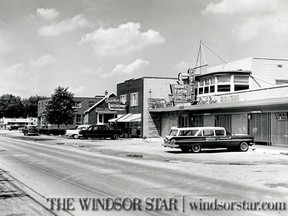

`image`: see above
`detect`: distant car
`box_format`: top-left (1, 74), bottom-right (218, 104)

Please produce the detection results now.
top-left (22, 125), bottom-right (39, 136)
top-left (65, 124), bottom-right (91, 139)
top-left (79, 125), bottom-right (122, 140)
top-left (7, 124), bottom-right (21, 130)
top-left (163, 127), bottom-right (254, 153)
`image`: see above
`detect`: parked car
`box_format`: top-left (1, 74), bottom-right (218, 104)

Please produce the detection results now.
top-left (22, 125), bottom-right (39, 136)
top-left (7, 124), bottom-right (21, 130)
top-left (65, 124), bottom-right (91, 139)
top-left (163, 127), bottom-right (254, 153)
top-left (79, 125), bottom-right (122, 140)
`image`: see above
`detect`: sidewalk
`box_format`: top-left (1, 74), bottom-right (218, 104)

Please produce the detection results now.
top-left (0, 169), bottom-right (54, 216)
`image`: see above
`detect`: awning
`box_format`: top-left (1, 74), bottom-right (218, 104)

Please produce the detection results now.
top-left (108, 115), bottom-right (124, 123)
top-left (116, 113), bottom-right (141, 122)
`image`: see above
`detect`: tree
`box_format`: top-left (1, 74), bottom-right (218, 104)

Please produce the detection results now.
top-left (22, 95), bottom-right (48, 117)
top-left (44, 86), bottom-right (75, 128)
top-left (0, 94), bottom-right (24, 118)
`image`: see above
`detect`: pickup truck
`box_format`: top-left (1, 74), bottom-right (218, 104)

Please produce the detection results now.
top-left (79, 125), bottom-right (122, 140)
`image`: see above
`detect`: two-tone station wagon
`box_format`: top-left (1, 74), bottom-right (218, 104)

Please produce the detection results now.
top-left (163, 127), bottom-right (254, 153)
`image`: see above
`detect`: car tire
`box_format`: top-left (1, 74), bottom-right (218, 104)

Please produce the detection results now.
top-left (191, 144), bottom-right (201, 153)
top-left (180, 147), bottom-right (190, 153)
top-left (239, 142), bottom-right (249, 152)
top-left (112, 134), bottom-right (119, 140)
top-left (73, 134), bottom-right (79, 139)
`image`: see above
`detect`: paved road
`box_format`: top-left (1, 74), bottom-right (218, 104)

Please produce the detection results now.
top-left (0, 134), bottom-right (287, 216)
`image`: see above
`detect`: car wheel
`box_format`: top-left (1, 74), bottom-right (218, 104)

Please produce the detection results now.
top-left (180, 147), bottom-right (190, 153)
top-left (239, 142), bottom-right (249, 152)
top-left (112, 134), bottom-right (119, 140)
top-left (73, 134), bottom-right (79, 139)
top-left (191, 144), bottom-right (201, 153)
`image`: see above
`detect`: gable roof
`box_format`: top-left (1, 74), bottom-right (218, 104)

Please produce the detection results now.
top-left (84, 92), bottom-right (117, 114)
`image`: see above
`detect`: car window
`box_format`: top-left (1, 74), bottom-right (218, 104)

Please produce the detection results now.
top-left (215, 129), bottom-right (225, 136)
top-left (169, 129), bottom-right (178, 136)
top-left (203, 129), bottom-right (215, 136)
top-left (179, 130), bottom-right (186, 136)
top-left (92, 126), bottom-right (99, 131)
top-left (187, 130), bottom-right (198, 136)
top-left (196, 130), bottom-right (203, 136)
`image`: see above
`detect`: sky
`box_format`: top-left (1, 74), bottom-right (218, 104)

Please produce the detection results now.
top-left (1, 0), bottom-right (288, 98)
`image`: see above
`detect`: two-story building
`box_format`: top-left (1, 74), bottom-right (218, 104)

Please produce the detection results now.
top-left (114, 77), bottom-right (178, 138)
top-left (38, 96), bottom-right (104, 128)
top-left (150, 57), bottom-right (288, 147)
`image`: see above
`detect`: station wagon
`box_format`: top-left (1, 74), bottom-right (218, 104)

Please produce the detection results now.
top-left (163, 127), bottom-right (254, 153)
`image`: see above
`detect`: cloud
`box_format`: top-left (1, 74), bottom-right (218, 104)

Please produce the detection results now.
top-left (203, 0), bottom-right (288, 41)
top-left (38, 14), bottom-right (90, 36)
top-left (202, 0), bottom-right (283, 15)
top-left (30, 54), bottom-right (55, 66)
top-left (80, 22), bottom-right (165, 56)
top-left (37, 8), bottom-right (59, 19)
top-left (101, 59), bottom-right (149, 78)
top-left (2, 63), bottom-right (23, 76)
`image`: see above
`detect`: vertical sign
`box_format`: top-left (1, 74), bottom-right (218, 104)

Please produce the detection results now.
top-left (188, 68), bottom-right (195, 102)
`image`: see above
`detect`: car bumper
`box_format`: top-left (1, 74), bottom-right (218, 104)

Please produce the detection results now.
top-left (162, 143), bottom-right (179, 148)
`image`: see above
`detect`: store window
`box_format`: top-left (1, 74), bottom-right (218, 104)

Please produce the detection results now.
top-left (234, 76), bottom-right (249, 91)
top-left (130, 92), bottom-right (138, 107)
top-left (217, 75), bottom-right (231, 92)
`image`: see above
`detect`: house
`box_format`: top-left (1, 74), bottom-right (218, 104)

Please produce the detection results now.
top-left (83, 92), bottom-right (121, 126)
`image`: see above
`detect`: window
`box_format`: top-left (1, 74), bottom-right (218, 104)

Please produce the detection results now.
top-left (74, 101), bottom-right (81, 108)
top-left (218, 85), bottom-right (231, 92)
top-left (210, 86), bottom-right (215, 93)
top-left (98, 114), bottom-right (103, 124)
top-left (234, 76), bottom-right (249, 91)
top-left (130, 92), bottom-right (138, 107)
top-left (76, 114), bottom-right (82, 124)
top-left (215, 129), bottom-right (225, 136)
top-left (169, 129), bottom-right (178, 136)
top-left (120, 94), bottom-right (127, 104)
top-left (203, 129), bottom-right (215, 136)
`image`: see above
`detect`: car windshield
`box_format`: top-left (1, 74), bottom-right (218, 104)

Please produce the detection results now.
top-left (179, 130), bottom-right (198, 136)
top-left (169, 129), bottom-right (178, 136)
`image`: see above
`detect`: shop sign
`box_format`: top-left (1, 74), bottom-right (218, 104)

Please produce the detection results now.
top-left (107, 98), bottom-right (120, 103)
top-left (220, 95), bottom-right (240, 103)
top-left (170, 84), bottom-right (192, 103)
top-left (275, 112), bottom-right (288, 120)
top-left (148, 98), bottom-right (173, 109)
top-left (109, 103), bottom-right (126, 110)
top-left (198, 96), bottom-right (218, 105)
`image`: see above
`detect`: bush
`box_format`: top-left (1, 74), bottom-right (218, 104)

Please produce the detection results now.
top-left (38, 128), bottom-right (66, 135)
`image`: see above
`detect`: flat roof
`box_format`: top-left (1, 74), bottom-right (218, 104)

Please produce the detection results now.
top-left (150, 96), bottom-right (288, 113)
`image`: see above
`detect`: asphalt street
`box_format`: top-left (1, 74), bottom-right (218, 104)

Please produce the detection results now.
top-left (0, 131), bottom-right (288, 216)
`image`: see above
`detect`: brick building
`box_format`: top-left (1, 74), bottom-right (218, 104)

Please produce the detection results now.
top-left (116, 77), bottom-right (177, 138)
top-left (84, 93), bottom-right (119, 125)
top-left (38, 96), bottom-right (104, 128)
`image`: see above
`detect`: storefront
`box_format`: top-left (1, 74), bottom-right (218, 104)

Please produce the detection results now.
top-left (150, 85), bottom-right (288, 147)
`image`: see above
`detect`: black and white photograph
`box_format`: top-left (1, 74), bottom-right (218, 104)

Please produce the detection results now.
top-left (0, 0), bottom-right (288, 215)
